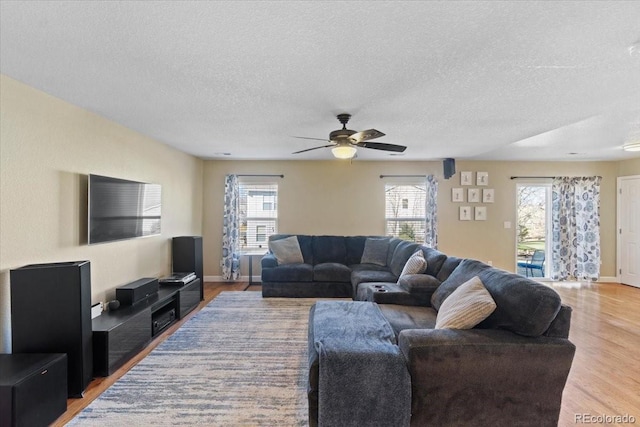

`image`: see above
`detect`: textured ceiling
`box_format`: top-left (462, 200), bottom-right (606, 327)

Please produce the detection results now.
top-left (1, 1), bottom-right (639, 161)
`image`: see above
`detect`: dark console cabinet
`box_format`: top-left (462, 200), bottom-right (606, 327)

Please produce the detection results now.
top-left (10, 261), bottom-right (92, 397)
top-left (92, 308), bottom-right (152, 376)
top-left (170, 278), bottom-right (201, 319)
top-left (92, 279), bottom-right (199, 377)
top-left (0, 353), bottom-right (68, 427)
top-left (172, 236), bottom-right (203, 300)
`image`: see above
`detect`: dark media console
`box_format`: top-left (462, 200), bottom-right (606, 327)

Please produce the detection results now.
top-left (92, 278), bottom-right (200, 376)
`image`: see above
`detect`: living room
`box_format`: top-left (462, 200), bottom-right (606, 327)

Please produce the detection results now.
top-left (1, 1), bottom-right (640, 426)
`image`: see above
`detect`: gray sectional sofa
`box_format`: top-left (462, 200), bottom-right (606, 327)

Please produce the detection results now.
top-left (261, 234), bottom-right (575, 426)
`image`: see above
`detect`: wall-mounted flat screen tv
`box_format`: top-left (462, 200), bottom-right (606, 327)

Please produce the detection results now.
top-left (88, 174), bottom-right (162, 244)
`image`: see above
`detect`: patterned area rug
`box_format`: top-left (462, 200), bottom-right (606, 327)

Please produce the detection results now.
top-left (69, 292), bottom-right (319, 426)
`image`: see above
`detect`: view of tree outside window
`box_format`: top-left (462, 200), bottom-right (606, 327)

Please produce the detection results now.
top-left (385, 184), bottom-right (426, 243)
top-left (516, 184), bottom-right (548, 259)
top-left (239, 183), bottom-right (278, 250)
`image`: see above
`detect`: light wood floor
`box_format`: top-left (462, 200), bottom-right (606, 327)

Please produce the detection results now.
top-left (55, 281), bottom-right (639, 426)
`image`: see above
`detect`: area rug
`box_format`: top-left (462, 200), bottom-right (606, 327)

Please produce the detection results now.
top-left (68, 292), bottom-right (320, 426)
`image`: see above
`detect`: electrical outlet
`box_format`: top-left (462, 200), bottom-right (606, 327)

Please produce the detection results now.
top-left (487, 260), bottom-right (493, 266)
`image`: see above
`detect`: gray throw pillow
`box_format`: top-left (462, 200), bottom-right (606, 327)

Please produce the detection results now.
top-left (361, 238), bottom-right (390, 266)
top-left (269, 236), bottom-right (304, 265)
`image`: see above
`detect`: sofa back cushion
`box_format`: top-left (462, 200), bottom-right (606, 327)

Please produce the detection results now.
top-left (432, 259), bottom-right (562, 337)
top-left (386, 238), bottom-right (402, 267)
top-left (346, 236), bottom-right (368, 265)
top-left (436, 256), bottom-right (463, 282)
top-left (419, 247), bottom-right (448, 278)
top-left (361, 237), bottom-right (391, 266)
top-left (312, 236), bottom-right (347, 264)
top-left (389, 240), bottom-right (420, 277)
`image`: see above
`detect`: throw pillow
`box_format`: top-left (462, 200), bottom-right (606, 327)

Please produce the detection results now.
top-left (269, 236), bottom-right (304, 265)
top-left (435, 276), bottom-right (497, 330)
top-left (397, 250), bottom-right (427, 282)
top-left (360, 237), bottom-right (390, 266)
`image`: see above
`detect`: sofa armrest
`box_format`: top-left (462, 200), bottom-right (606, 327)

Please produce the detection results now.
top-left (261, 253), bottom-right (278, 268)
top-left (398, 328), bottom-right (575, 426)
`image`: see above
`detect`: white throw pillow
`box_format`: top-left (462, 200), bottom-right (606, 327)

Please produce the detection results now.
top-left (435, 276), bottom-right (497, 329)
top-left (269, 236), bottom-right (304, 265)
top-left (397, 250), bottom-right (427, 282)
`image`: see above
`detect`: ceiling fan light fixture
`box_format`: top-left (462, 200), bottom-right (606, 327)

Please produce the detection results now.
top-left (331, 145), bottom-right (357, 159)
top-left (623, 142), bottom-right (640, 152)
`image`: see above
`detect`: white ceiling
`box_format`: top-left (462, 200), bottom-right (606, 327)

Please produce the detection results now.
top-left (1, 1), bottom-right (639, 162)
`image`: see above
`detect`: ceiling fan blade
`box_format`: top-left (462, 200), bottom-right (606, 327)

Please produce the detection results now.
top-left (349, 129), bottom-right (385, 143)
top-left (358, 142), bottom-right (407, 152)
top-left (292, 144), bottom-right (334, 154)
top-left (293, 136), bottom-right (330, 142)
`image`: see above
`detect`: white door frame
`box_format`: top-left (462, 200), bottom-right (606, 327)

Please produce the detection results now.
top-left (617, 175), bottom-right (640, 288)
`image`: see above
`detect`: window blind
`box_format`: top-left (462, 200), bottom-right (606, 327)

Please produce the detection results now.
top-left (239, 182), bottom-right (278, 250)
top-left (385, 183), bottom-right (426, 243)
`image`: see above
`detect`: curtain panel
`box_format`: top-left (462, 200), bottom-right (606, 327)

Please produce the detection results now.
top-left (222, 174), bottom-right (240, 281)
top-left (551, 176), bottom-right (601, 281)
top-left (425, 175), bottom-right (438, 248)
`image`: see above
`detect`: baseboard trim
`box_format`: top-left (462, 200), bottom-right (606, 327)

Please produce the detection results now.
top-left (204, 275), bottom-right (261, 283)
top-left (598, 276), bottom-right (618, 283)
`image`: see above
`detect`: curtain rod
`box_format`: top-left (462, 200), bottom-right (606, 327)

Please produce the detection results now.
top-left (510, 175), bottom-right (602, 180)
top-left (380, 174), bottom-right (427, 178)
top-left (510, 176), bottom-right (555, 180)
top-left (236, 174), bottom-right (284, 178)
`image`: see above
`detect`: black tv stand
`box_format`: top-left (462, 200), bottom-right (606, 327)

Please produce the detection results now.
top-left (92, 278), bottom-right (200, 376)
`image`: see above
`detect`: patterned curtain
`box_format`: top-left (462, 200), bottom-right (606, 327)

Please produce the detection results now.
top-left (551, 176), bottom-right (601, 281)
top-left (221, 174), bottom-right (240, 281)
top-left (425, 175), bottom-right (438, 248)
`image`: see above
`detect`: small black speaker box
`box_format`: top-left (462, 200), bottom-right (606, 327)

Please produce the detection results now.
top-left (116, 278), bottom-right (159, 306)
top-left (443, 158), bottom-right (456, 179)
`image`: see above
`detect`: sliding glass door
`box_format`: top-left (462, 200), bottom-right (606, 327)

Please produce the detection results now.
top-left (516, 183), bottom-right (551, 279)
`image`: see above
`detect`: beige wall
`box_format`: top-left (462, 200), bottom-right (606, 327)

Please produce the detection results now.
top-left (618, 157), bottom-right (640, 176)
top-left (0, 76), bottom-right (204, 352)
top-left (203, 159), bottom-right (620, 280)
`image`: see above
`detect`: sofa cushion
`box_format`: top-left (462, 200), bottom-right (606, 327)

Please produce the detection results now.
top-left (436, 256), bottom-right (463, 282)
top-left (386, 238), bottom-right (402, 267)
top-left (420, 247), bottom-right (448, 278)
top-left (398, 274), bottom-right (441, 295)
top-left (313, 263), bottom-right (352, 283)
top-left (431, 259), bottom-right (492, 310)
top-left (378, 305), bottom-right (437, 336)
top-left (435, 276), bottom-right (497, 329)
top-left (269, 235), bottom-right (303, 265)
top-left (361, 237), bottom-right (390, 266)
top-left (389, 241), bottom-right (421, 277)
top-left (261, 263), bottom-right (313, 282)
top-left (475, 268), bottom-right (562, 337)
top-left (432, 259), bottom-right (563, 337)
top-left (345, 236), bottom-right (368, 265)
top-left (312, 236), bottom-right (347, 264)
top-left (349, 263), bottom-right (390, 273)
top-left (351, 269), bottom-right (397, 289)
top-left (398, 250), bottom-right (427, 281)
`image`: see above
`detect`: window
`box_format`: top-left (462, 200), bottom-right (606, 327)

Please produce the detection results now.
top-left (239, 182), bottom-right (278, 250)
top-left (385, 183), bottom-right (426, 243)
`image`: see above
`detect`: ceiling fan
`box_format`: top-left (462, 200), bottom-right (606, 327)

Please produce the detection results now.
top-left (292, 113), bottom-right (407, 159)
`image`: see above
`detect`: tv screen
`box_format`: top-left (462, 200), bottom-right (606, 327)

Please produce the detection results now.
top-left (88, 174), bottom-right (162, 244)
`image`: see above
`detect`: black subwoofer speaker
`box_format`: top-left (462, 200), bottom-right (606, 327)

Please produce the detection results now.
top-left (0, 353), bottom-right (68, 427)
top-left (172, 236), bottom-right (203, 300)
top-left (10, 261), bottom-right (92, 398)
